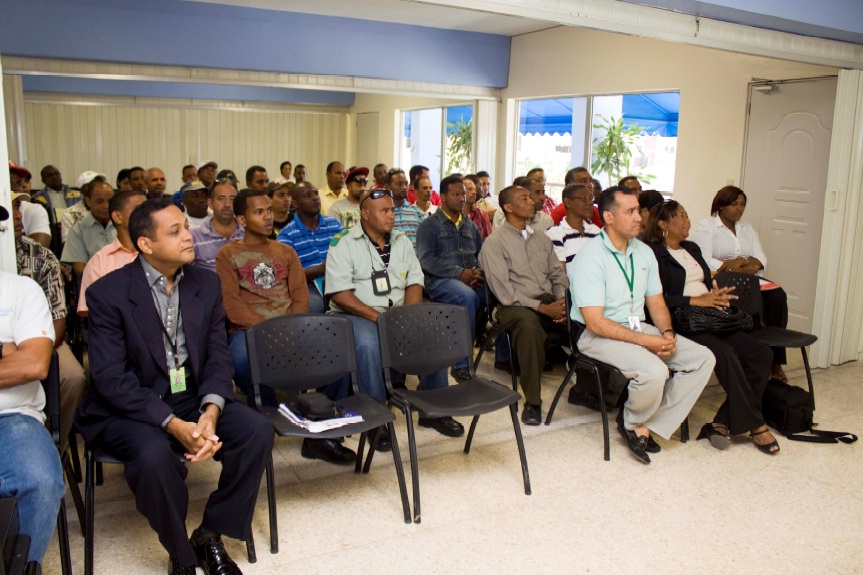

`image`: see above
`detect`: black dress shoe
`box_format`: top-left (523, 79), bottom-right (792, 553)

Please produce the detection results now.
top-left (169, 557), bottom-right (197, 575)
top-left (373, 427), bottom-right (392, 452)
top-left (450, 367), bottom-right (473, 382)
top-left (616, 410), bottom-right (650, 464)
top-left (521, 403), bottom-right (541, 426)
top-left (191, 529), bottom-right (242, 575)
top-left (567, 387), bottom-right (603, 412)
top-left (645, 435), bottom-right (661, 454)
top-left (301, 438), bottom-right (356, 465)
top-left (418, 416), bottom-right (465, 437)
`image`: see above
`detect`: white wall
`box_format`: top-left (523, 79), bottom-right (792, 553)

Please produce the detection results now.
top-left (502, 27), bottom-right (838, 220)
top-left (18, 93), bottom-right (348, 192)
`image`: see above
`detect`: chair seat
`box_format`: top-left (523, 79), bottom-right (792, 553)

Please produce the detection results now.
top-left (391, 378), bottom-right (520, 419)
top-left (260, 393), bottom-right (395, 440)
top-left (753, 327), bottom-right (818, 348)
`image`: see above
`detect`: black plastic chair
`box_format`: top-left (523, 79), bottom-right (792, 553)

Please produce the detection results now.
top-left (715, 271), bottom-right (819, 405)
top-left (245, 314), bottom-right (411, 528)
top-left (377, 303), bottom-right (531, 523)
top-left (545, 292), bottom-right (689, 460)
top-left (41, 351), bottom-right (73, 575)
top-left (472, 283), bottom-right (518, 393)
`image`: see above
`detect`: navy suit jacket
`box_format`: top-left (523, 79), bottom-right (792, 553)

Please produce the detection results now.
top-left (76, 258), bottom-right (234, 443)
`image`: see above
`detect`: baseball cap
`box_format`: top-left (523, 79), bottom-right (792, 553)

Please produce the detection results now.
top-left (266, 180), bottom-right (290, 193)
top-left (8, 161), bottom-right (31, 179)
top-left (180, 180), bottom-right (208, 194)
top-left (77, 171), bottom-right (107, 188)
top-left (346, 167), bottom-right (369, 185)
top-left (196, 159), bottom-right (218, 172)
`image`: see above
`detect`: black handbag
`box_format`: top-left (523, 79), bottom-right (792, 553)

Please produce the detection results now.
top-left (671, 305), bottom-right (753, 336)
top-left (762, 379), bottom-right (857, 444)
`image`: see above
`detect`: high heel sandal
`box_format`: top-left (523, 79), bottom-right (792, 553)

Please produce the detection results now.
top-left (751, 427), bottom-right (780, 455)
top-left (696, 422), bottom-right (732, 451)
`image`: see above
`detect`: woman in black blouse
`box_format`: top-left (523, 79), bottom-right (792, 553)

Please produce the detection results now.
top-left (645, 201), bottom-right (779, 454)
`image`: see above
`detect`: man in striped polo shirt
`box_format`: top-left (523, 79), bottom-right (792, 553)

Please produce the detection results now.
top-left (277, 182), bottom-right (343, 313)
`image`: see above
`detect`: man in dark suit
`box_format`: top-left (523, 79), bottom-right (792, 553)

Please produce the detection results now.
top-left (76, 198), bottom-right (273, 575)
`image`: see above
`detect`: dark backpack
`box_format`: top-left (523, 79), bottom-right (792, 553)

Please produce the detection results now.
top-left (762, 379), bottom-right (857, 444)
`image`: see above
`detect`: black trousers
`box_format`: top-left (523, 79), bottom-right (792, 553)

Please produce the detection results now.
top-left (760, 286), bottom-right (789, 365)
top-left (687, 330), bottom-right (772, 435)
top-left (92, 390), bottom-right (274, 566)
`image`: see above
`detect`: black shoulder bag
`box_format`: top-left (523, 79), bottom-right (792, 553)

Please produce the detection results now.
top-left (762, 379), bottom-right (857, 444)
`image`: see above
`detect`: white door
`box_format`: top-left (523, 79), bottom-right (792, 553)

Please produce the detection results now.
top-left (741, 77), bottom-right (837, 332)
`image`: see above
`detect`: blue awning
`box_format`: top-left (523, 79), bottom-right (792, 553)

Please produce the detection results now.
top-left (518, 92), bottom-right (679, 137)
top-left (622, 93), bottom-right (679, 137)
top-left (518, 98), bottom-right (575, 136)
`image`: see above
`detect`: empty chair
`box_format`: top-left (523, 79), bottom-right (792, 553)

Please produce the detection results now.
top-left (377, 303), bottom-right (530, 523)
top-left (245, 313), bottom-right (411, 528)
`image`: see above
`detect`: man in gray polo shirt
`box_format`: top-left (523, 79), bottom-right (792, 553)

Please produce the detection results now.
top-left (325, 188), bottom-right (463, 449)
top-left (569, 186), bottom-right (714, 464)
top-left (61, 180), bottom-right (116, 274)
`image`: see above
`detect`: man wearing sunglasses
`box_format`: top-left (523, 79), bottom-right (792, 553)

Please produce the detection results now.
top-left (325, 188), bottom-right (463, 450)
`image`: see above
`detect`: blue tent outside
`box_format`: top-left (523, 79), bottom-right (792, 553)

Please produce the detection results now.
top-left (518, 92), bottom-right (679, 137)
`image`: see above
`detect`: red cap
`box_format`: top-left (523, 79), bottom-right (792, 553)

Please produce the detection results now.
top-left (8, 160), bottom-right (31, 179)
top-left (345, 166), bottom-right (369, 184)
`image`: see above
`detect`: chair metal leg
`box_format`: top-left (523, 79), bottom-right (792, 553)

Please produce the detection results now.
top-left (245, 530), bottom-right (257, 563)
top-left (403, 408), bottom-right (422, 524)
top-left (464, 415), bottom-right (480, 454)
top-left (473, 325), bottom-right (501, 371)
top-left (265, 455), bottom-right (278, 554)
top-left (95, 462), bottom-right (103, 486)
top-left (545, 363), bottom-right (576, 425)
top-left (508, 403), bottom-right (531, 496)
top-left (56, 498), bottom-right (72, 575)
top-left (680, 417), bottom-right (690, 443)
top-left (593, 365), bottom-right (610, 462)
top-left (362, 427), bottom-right (382, 474)
top-left (386, 421), bottom-right (412, 524)
top-left (801, 347), bottom-right (816, 410)
top-left (355, 431), bottom-right (367, 474)
top-left (62, 453), bottom-right (86, 535)
top-left (68, 430), bottom-right (82, 482)
top-left (84, 450), bottom-right (95, 575)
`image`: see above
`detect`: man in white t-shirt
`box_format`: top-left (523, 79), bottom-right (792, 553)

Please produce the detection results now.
top-left (0, 268), bottom-right (65, 563)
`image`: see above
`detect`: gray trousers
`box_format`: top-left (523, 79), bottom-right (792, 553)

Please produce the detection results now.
top-left (577, 323), bottom-right (715, 439)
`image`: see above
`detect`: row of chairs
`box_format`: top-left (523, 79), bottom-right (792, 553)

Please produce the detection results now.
top-left (59, 271), bottom-right (818, 572)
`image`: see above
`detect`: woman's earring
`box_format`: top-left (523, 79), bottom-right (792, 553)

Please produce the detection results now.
top-left (662, 229), bottom-right (668, 239)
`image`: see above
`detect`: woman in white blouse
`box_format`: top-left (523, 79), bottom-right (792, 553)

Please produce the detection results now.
top-left (691, 186), bottom-right (790, 383)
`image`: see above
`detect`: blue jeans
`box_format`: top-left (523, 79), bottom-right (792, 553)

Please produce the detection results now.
top-left (230, 329), bottom-right (348, 407)
top-left (340, 314), bottom-right (449, 403)
top-left (425, 277), bottom-right (485, 369)
top-left (308, 282), bottom-right (325, 314)
top-left (0, 413), bottom-right (65, 563)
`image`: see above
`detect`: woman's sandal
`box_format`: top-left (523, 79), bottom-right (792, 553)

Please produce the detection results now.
top-left (751, 427), bottom-right (780, 455)
top-left (696, 422), bottom-right (732, 450)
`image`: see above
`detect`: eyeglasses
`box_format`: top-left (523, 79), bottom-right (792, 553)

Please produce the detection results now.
top-left (361, 189), bottom-right (393, 206)
top-left (351, 178), bottom-right (368, 186)
top-left (573, 195), bottom-right (594, 203)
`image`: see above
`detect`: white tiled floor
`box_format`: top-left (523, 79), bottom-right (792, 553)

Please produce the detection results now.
top-left (45, 354), bottom-right (863, 574)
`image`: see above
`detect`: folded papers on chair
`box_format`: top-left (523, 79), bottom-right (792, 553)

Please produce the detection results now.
top-left (278, 403), bottom-right (364, 432)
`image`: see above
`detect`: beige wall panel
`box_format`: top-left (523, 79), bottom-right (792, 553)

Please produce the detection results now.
top-left (23, 100), bottom-right (346, 192)
top-left (503, 27), bottom-right (839, 220)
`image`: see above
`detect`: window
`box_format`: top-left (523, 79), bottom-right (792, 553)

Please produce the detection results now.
top-left (401, 105), bottom-right (473, 186)
top-left (516, 92), bottom-right (679, 200)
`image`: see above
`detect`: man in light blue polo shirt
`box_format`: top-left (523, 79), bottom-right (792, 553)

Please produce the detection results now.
top-left (570, 186), bottom-right (714, 464)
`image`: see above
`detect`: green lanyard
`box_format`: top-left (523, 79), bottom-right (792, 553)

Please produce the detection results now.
top-left (602, 232), bottom-right (635, 313)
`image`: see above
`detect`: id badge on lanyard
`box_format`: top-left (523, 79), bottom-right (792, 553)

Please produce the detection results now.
top-left (610, 241), bottom-right (639, 332)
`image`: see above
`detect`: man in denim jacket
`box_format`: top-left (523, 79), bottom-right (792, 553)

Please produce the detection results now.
top-left (416, 174), bottom-right (485, 382)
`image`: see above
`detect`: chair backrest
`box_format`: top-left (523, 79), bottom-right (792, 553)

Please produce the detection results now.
top-left (714, 271), bottom-right (763, 320)
top-left (377, 303), bottom-right (473, 381)
top-left (40, 351), bottom-right (61, 447)
top-left (245, 314), bottom-right (358, 395)
top-left (564, 290), bottom-right (586, 347)
top-left (484, 281), bottom-right (501, 318)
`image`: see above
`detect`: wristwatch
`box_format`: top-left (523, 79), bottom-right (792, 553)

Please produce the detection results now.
top-left (661, 329), bottom-right (675, 337)
top-left (0, 342), bottom-right (4, 359)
